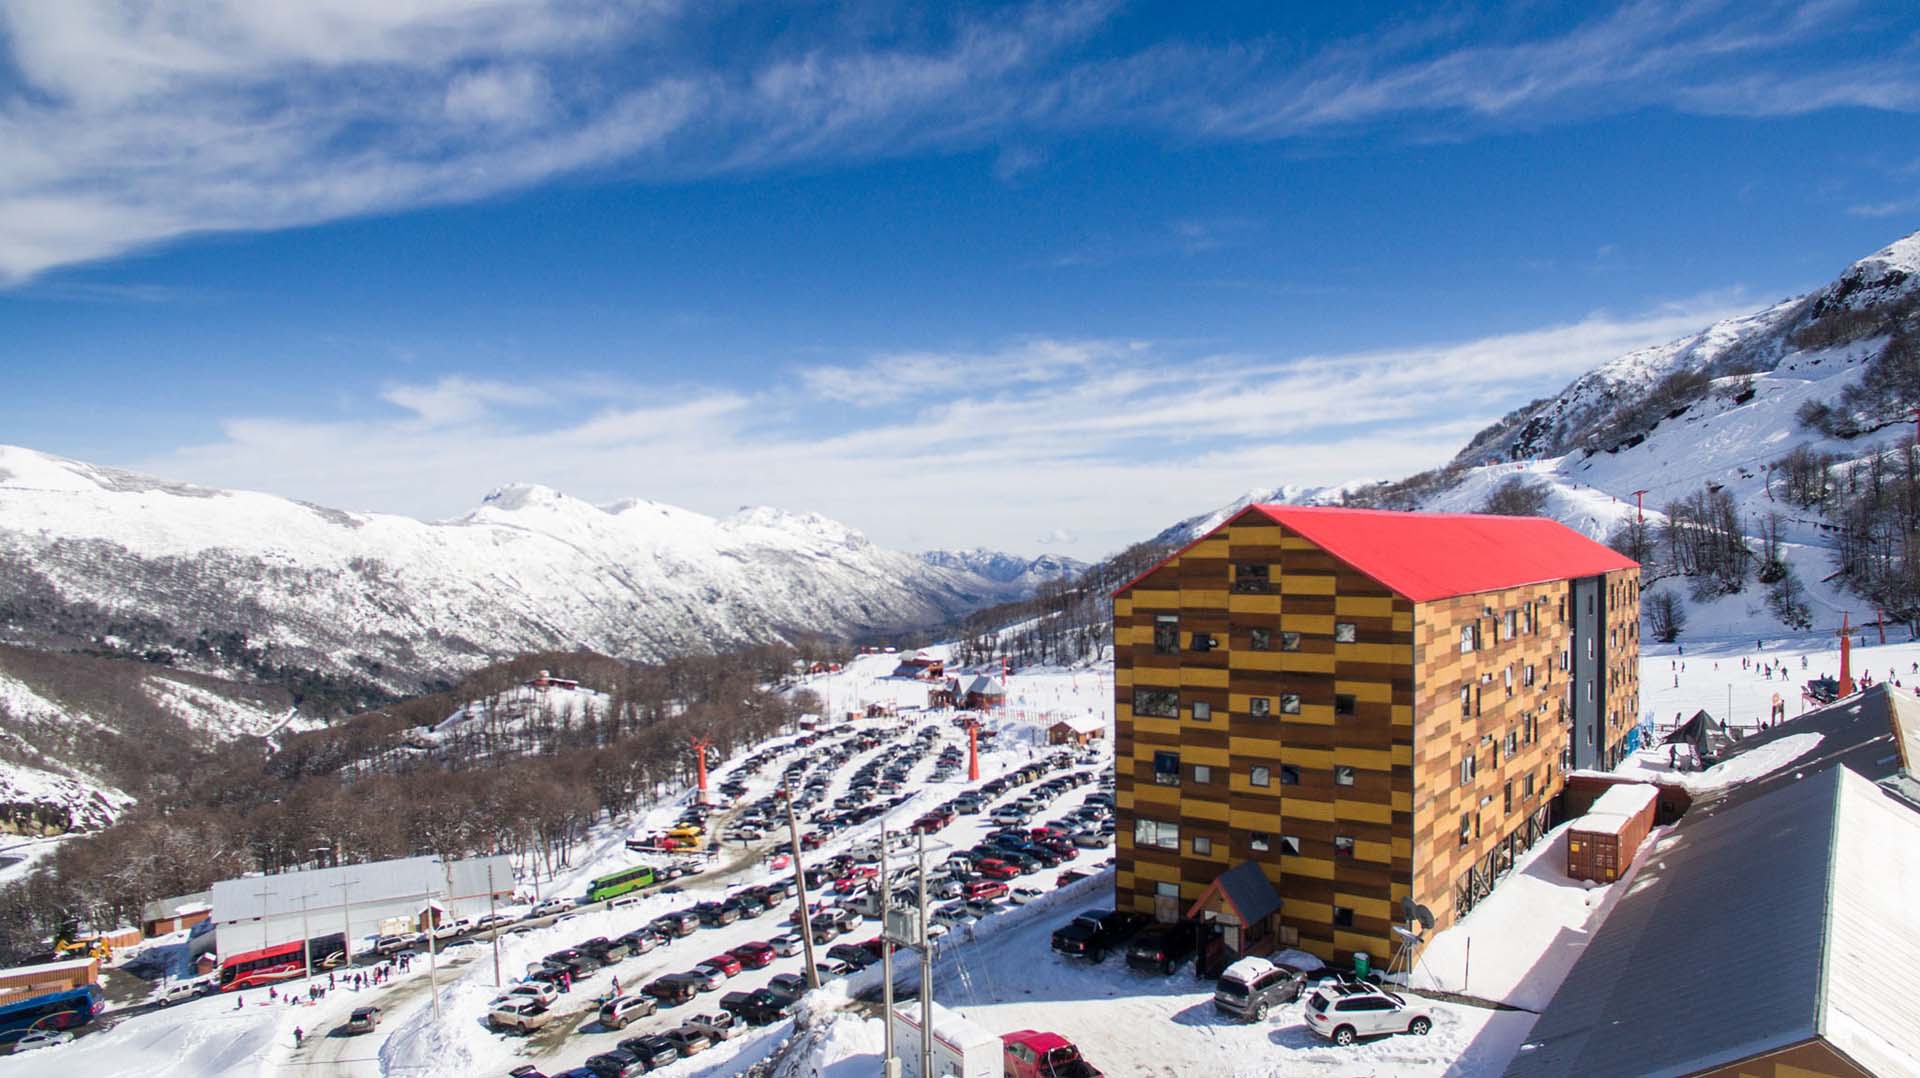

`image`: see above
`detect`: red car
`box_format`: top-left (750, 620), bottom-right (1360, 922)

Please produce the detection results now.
top-left (858, 936), bottom-right (892, 959)
top-left (1029, 826), bottom-right (1067, 841)
top-left (965, 879), bottom-right (1010, 902)
top-left (976, 858), bottom-right (1020, 881)
top-left (702, 953), bottom-right (743, 978)
top-left (728, 941), bottom-right (776, 970)
top-left (800, 832), bottom-right (825, 850)
top-left (1003, 1030), bottom-right (1105, 1078)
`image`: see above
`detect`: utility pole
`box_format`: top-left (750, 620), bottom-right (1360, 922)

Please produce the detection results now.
top-left (332, 876), bottom-right (354, 970)
top-left (880, 820), bottom-right (897, 1078)
top-left (781, 789), bottom-right (821, 989)
top-left (487, 863), bottom-right (502, 988)
top-left (251, 882), bottom-right (277, 989)
top-left (1630, 489), bottom-right (1648, 524)
top-left (420, 887), bottom-right (443, 1023)
top-left (298, 892), bottom-right (315, 986)
top-left (917, 830), bottom-right (933, 1078)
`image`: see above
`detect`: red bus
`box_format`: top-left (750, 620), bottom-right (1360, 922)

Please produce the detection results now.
top-left (219, 933), bottom-right (347, 991)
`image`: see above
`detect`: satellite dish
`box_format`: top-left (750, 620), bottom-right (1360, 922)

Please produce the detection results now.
top-left (1392, 925), bottom-right (1422, 942)
top-left (1401, 896), bottom-right (1436, 931)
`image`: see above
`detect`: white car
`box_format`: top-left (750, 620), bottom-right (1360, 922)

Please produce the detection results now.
top-left (158, 979), bottom-right (207, 1005)
top-left (931, 903), bottom-right (976, 927)
top-left (1008, 887), bottom-right (1043, 905)
top-left (769, 933), bottom-right (806, 957)
top-left (1303, 984), bottom-right (1432, 1046)
top-left (814, 957), bottom-right (852, 979)
top-left (13, 1029), bottom-right (72, 1052)
top-left (684, 966), bottom-right (726, 992)
top-left (493, 982), bottom-right (560, 1007)
top-left (530, 899), bottom-right (573, 919)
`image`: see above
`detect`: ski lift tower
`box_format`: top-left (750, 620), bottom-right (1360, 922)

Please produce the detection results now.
top-left (690, 735), bottom-right (714, 806)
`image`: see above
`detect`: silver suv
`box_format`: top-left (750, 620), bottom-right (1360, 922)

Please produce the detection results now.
top-left (1303, 982), bottom-right (1431, 1046)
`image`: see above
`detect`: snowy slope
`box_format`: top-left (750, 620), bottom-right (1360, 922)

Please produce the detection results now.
top-left (0, 447), bottom-right (1057, 692)
top-left (1163, 228), bottom-right (1920, 639)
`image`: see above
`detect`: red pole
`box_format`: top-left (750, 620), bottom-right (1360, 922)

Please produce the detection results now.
top-left (1838, 613), bottom-right (1855, 697)
top-left (690, 736), bottom-right (713, 804)
top-left (967, 721), bottom-right (980, 782)
top-left (1630, 489), bottom-right (1648, 524)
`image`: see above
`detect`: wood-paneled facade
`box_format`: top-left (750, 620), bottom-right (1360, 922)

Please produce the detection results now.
top-left (1114, 507), bottom-right (1640, 966)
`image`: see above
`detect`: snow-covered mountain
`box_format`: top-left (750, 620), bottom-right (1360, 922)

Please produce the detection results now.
top-left (0, 447), bottom-right (1059, 697)
top-left (1163, 230), bottom-right (1920, 639)
top-left (1152, 483), bottom-right (1347, 547)
top-left (919, 549), bottom-right (1087, 590)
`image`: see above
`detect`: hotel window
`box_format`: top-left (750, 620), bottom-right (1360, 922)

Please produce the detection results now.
top-left (1280, 631), bottom-right (1302, 651)
top-left (1460, 686), bottom-right (1471, 718)
top-left (1153, 615), bottom-right (1179, 655)
top-left (1250, 765), bottom-right (1271, 788)
top-left (1249, 832), bottom-right (1271, 853)
top-left (1524, 773), bottom-right (1536, 799)
top-left (1192, 764), bottom-right (1212, 784)
top-left (1191, 631), bottom-right (1217, 652)
top-left (1192, 836), bottom-right (1213, 856)
top-left (1460, 625), bottom-right (1476, 653)
top-left (1233, 563), bottom-right (1271, 593)
top-left (1134, 818), bottom-right (1180, 851)
top-left (1280, 693), bottom-right (1302, 715)
top-left (1334, 693), bottom-right (1356, 716)
top-left (1503, 610), bottom-right (1518, 640)
top-left (1459, 813), bottom-right (1471, 847)
top-left (1334, 836), bottom-right (1356, 858)
top-left (1192, 700), bottom-right (1211, 722)
top-left (1279, 835), bottom-right (1302, 856)
top-left (1459, 754), bottom-right (1477, 785)
top-left (1503, 781), bottom-right (1513, 814)
top-left (1333, 906), bottom-right (1355, 928)
top-left (1504, 731), bottom-right (1518, 756)
top-left (1249, 697), bottom-right (1272, 718)
top-left (1334, 765), bottom-right (1356, 786)
top-left (1334, 621), bottom-right (1358, 643)
top-left (1133, 690), bottom-right (1178, 718)
top-left (1248, 628), bottom-right (1272, 651)
top-left (1524, 664), bottom-right (1536, 687)
top-left (1153, 751), bottom-right (1181, 786)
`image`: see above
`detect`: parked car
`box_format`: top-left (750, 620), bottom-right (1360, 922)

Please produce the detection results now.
top-left (687, 1011), bottom-right (739, 1042)
top-left (1002, 1030), bottom-right (1106, 1078)
top-left (701, 953), bottom-right (744, 978)
top-left (729, 941), bottom-right (777, 969)
top-left (1125, 921), bottom-right (1200, 975)
top-left (813, 957), bottom-right (852, 979)
top-left (641, 974), bottom-right (701, 1007)
top-left (345, 1006), bottom-right (381, 1035)
top-left (769, 933), bottom-right (805, 957)
top-left (765, 973), bottom-right (809, 1004)
top-left (616, 1035), bottom-right (681, 1070)
top-left (964, 879), bottom-right (1010, 902)
top-left (825, 943), bottom-right (878, 971)
top-left (1050, 909), bottom-right (1148, 962)
top-left (663, 1024), bottom-right (714, 1057)
top-left (158, 979), bottom-right (208, 1006)
top-left (721, 988), bottom-right (796, 1026)
top-left (374, 934), bottom-right (414, 955)
top-left (1008, 887), bottom-right (1043, 905)
top-left (488, 999), bottom-right (553, 1033)
top-left (494, 982), bottom-right (560, 1008)
top-left (618, 930), bottom-right (662, 956)
top-left (975, 858), bottom-right (1020, 881)
top-left (582, 1048), bottom-right (647, 1078)
top-left (12, 1029), bottom-right (73, 1052)
top-left (684, 966), bottom-right (726, 993)
top-left (1303, 984), bottom-right (1432, 1046)
top-left (1213, 956), bottom-right (1308, 1021)
top-left (598, 994), bottom-right (659, 1030)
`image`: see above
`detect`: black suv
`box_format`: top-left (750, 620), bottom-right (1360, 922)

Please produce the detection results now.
top-left (721, 988), bottom-right (796, 1026)
top-left (1125, 921), bottom-right (1200, 975)
top-left (616, 1035), bottom-right (681, 1069)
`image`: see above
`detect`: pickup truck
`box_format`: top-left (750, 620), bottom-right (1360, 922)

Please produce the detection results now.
top-left (1002, 1030), bottom-right (1105, 1078)
top-left (488, 999), bottom-right (553, 1034)
top-left (1050, 909), bottom-right (1149, 963)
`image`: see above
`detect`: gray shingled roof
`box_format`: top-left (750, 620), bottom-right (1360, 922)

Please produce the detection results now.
top-left (1505, 763), bottom-right (1920, 1078)
top-left (1211, 861), bottom-right (1282, 926)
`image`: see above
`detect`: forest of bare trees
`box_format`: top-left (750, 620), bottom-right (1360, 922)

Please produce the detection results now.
top-left (0, 643), bottom-right (836, 963)
top-left (948, 539), bottom-right (1174, 669)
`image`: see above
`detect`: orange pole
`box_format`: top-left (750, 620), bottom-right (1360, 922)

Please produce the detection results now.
top-left (1838, 613), bottom-right (1855, 697)
top-left (691, 736), bottom-right (713, 804)
top-left (967, 721), bottom-right (980, 782)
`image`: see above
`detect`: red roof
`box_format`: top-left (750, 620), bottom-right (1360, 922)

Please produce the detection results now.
top-left (1115, 504), bottom-right (1637, 602)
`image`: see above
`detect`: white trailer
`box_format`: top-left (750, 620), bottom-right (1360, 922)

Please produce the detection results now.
top-left (888, 1002), bottom-right (1003, 1078)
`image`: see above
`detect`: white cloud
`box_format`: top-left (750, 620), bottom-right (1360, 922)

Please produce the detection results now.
top-left (133, 297), bottom-right (1746, 558)
top-left (0, 0), bottom-right (1911, 283)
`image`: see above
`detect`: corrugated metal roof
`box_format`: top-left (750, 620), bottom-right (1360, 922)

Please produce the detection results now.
top-left (1112, 505), bottom-right (1637, 601)
top-left (1506, 764), bottom-right (1920, 1078)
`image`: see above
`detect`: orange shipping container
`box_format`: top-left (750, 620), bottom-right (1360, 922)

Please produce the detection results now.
top-left (1566, 782), bottom-right (1658, 883)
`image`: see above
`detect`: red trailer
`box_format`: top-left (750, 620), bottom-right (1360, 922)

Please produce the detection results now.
top-left (1566, 782), bottom-right (1658, 883)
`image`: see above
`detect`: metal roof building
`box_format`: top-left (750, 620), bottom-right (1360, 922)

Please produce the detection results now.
top-left (210, 854), bottom-right (513, 956)
top-left (1505, 762), bottom-right (1920, 1078)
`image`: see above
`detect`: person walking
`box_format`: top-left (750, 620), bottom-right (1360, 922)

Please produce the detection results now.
top-left (294, 1027), bottom-right (304, 1048)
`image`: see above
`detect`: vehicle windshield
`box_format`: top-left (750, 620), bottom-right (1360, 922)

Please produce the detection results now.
top-left (1215, 979), bottom-right (1249, 998)
top-left (1307, 992), bottom-right (1330, 1012)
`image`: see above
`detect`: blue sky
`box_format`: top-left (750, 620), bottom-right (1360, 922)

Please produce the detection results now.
top-left (2, 1), bottom-right (1918, 558)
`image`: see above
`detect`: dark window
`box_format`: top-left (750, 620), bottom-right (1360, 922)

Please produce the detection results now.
top-left (1503, 781), bottom-right (1513, 813)
top-left (1233, 563), bottom-right (1271, 593)
top-left (1334, 694), bottom-right (1356, 716)
top-left (1524, 773), bottom-right (1535, 799)
top-left (1334, 836), bottom-right (1355, 858)
top-left (1279, 835), bottom-right (1301, 856)
top-left (1280, 693), bottom-right (1301, 714)
top-left (1334, 765), bottom-right (1356, 786)
top-left (1191, 632), bottom-right (1217, 652)
top-left (1334, 621), bottom-right (1358, 643)
top-left (1248, 697), bottom-right (1272, 718)
top-left (1279, 765), bottom-right (1300, 786)
top-left (1459, 813), bottom-right (1471, 847)
top-left (1460, 686), bottom-right (1471, 718)
top-left (1249, 628), bottom-right (1272, 651)
top-left (1153, 751), bottom-right (1181, 786)
top-left (1249, 832), bottom-right (1270, 853)
top-left (1133, 690), bottom-right (1178, 718)
top-left (1153, 615), bottom-right (1179, 655)
top-left (1280, 632), bottom-right (1302, 651)
top-left (1333, 906), bottom-right (1354, 928)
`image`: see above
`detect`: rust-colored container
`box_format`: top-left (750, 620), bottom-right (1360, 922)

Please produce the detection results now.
top-left (1566, 782), bottom-right (1657, 883)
